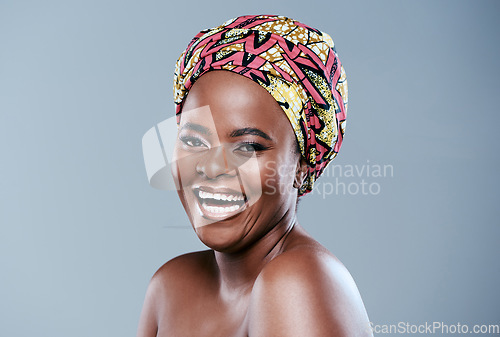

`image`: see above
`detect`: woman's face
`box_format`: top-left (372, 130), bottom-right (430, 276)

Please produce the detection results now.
top-left (172, 70), bottom-right (303, 252)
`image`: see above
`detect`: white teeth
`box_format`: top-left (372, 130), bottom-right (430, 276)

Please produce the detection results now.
top-left (202, 204), bottom-right (241, 214)
top-left (198, 190), bottom-right (244, 201)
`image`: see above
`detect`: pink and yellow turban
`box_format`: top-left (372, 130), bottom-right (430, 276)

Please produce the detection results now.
top-left (173, 14), bottom-right (348, 195)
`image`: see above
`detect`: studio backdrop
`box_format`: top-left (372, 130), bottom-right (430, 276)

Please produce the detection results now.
top-left (1, 0), bottom-right (499, 336)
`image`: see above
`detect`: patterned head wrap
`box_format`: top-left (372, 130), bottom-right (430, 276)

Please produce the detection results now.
top-left (173, 14), bottom-right (348, 196)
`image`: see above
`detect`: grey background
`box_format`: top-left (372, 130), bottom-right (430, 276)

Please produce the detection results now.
top-left (1, 0), bottom-right (499, 336)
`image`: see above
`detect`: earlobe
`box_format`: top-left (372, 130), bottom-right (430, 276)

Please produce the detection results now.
top-left (293, 158), bottom-right (308, 189)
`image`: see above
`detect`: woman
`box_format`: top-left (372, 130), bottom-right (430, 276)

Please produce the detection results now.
top-left (138, 14), bottom-right (372, 337)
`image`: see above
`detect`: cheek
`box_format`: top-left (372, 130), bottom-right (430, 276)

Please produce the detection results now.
top-left (232, 154), bottom-right (292, 205)
top-left (234, 155), bottom-right (263, 205)
top-left (171, 147), bottom-right (200, 188)
top-left (259, 154), bottom-right (297, 197)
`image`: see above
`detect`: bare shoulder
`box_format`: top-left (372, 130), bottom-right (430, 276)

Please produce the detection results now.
top-left (136, 250), bottom-right (215, 337)
top-left (148, 249), bottom-right (217, 305)
top-left (146, 250), bottom-right (215, 298)
top-left (152, 249), bottom-right (215, 283)
top-left (248, 243), bottom-right (372, 337)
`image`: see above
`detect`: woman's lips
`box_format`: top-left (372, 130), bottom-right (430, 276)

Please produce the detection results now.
top-left (193, 187), bottom-right (247, 220)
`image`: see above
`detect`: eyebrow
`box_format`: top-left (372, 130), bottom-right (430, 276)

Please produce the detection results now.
top-left (180, 122), bottom-right (212, 135)
top-left (229, 127), bottom-right (272, 141)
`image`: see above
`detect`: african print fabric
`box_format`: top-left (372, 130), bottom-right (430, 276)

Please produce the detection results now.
top-left (173, 14), bottom-right (348, 195)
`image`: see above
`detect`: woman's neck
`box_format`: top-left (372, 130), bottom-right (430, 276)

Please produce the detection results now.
top-left (213, 212), bottom-right (298, 299)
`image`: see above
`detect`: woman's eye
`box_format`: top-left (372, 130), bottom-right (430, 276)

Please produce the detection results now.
top-left (235, 142), bottom-right (268, 154)
top-left (180, 136), bottom-right (207, 148)
top-left (238, 144), bottom-right (257, 152)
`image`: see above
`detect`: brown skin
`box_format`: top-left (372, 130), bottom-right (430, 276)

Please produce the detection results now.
top-left (137, 71), bottom-right (373, 337)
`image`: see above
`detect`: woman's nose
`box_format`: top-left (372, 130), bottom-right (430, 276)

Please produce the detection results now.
top-left (196, 145), bottom-right (234, 179)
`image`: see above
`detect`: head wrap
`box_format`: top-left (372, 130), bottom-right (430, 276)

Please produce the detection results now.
top-left (173, 14), bottom-right (348, 195)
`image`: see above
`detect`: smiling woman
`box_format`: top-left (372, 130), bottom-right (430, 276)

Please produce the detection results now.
top-left (137, 15), bottom-right (372, 337)
top-left (173, 71), bottom-right (303, 252)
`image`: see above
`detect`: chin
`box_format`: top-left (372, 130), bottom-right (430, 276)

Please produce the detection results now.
top-left (178, 182), bottom-right (263, 252)
top-left (194, 220), bottom-right (249, 253)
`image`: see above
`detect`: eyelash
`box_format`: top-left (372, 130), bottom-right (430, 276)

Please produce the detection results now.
top-left (236, 142), bottom-right (269, 153)
top-left (179, 135), bottom-right (207, 148)
top-left (179, 136), bottom-right (269, 153)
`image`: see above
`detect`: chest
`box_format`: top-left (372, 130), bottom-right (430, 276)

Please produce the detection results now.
top-left (156, 293), bottom-right (251, 337)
